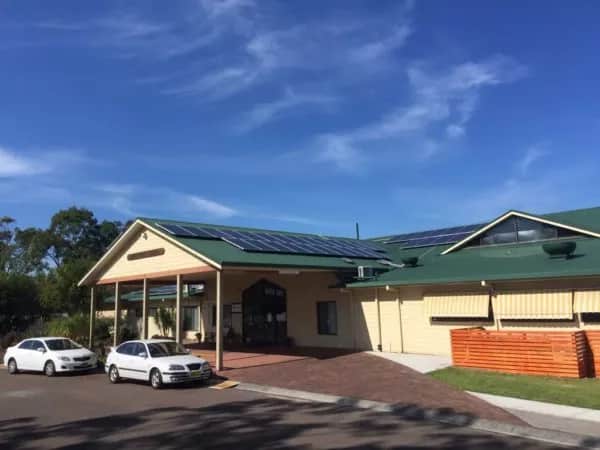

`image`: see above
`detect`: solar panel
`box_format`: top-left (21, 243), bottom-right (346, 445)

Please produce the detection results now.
top-left (384, 223), bottom-right (483, 247)
top-left (154, 222), bottom-right (386, 259)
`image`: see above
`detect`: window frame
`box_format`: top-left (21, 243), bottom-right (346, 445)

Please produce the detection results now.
top-left (183, 306), bottom-right (199, 331)
top-left (316, 301), bottom-right (338, 336)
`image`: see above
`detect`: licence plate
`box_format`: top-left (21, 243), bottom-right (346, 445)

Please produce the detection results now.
top-left (191, 370), bottom-right (202, 377)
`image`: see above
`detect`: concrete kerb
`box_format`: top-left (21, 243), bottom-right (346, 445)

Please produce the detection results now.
top-left (236, 382), bottom-right (600, 449)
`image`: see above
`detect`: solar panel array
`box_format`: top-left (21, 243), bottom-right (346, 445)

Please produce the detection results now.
top-left (155, 222), bottom-right (387, 259)
top-left (384, 223), bottom-right (483, 249)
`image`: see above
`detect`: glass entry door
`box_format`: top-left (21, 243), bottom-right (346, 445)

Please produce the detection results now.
top-left (242, 280), bottom-right (287, 345)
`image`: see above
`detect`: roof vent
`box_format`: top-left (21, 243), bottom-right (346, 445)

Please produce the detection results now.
top-left (401, 256), bottom-right (419, 267)
top-left (542, 241), bottom-right (577, 259)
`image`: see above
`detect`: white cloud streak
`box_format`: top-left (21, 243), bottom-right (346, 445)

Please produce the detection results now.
top-left (317, 55), bottom-right (528, 171)
top-left (235, 88), bottom-right (336, 132)
top-left (517, 143), bottom-right (548, 175)
top-left (0, 147), bottom-right (47, 177)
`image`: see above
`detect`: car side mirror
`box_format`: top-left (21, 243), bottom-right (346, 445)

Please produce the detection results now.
top-left (36, 347), bottom-right (46, 353)
top-left (138, 352), bottom-right (147, 359)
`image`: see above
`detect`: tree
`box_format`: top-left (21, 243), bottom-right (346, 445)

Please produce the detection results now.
top-left (39, 258), bottom-right (95, 314)
top-left (10, 227), bottom-right (49, 274)
top-left (0, 216), bottom-right (15, 272)
top-left (154, 307), bottom-right (175, 337)
top-left (0, 272), bottom-right (41, 335)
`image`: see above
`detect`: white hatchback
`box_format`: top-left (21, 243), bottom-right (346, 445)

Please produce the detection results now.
top-left (3, 337), bottom-right (98, 376)
top-left (105, 340), bottom-right (212, 389)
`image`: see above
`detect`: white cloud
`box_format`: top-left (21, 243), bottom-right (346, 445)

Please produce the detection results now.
top-left (94, 184), bottom-right (238, 219)
top-left (187, 195), bottom-right (237, 218)
top-left (348, 25), bottom-right (412, 63)
top-left (0, 147), bottom-right (47, 177)
top-left (316, 55), bottom-right (528, 171)
top-left (235, 88), bottom-right (336, 132)
top-left (517, 143), bottom-right (548, 175)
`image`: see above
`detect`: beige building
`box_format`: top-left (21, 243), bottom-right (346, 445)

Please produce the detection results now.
top-left (80, 207), bottom-right (600, 368)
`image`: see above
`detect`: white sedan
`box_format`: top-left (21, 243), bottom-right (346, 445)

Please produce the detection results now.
top-left (105, 339), bottom-right (212, 389)
top-left (3, 337), bottom-right (98, 376)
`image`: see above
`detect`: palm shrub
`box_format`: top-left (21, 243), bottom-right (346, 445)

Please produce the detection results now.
top-left (46, 314), bottom-right (90, 345)
top-left (154, 307), bottom-right (175, 337)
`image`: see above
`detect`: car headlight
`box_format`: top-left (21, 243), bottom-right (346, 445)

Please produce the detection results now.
top-left (58, 356), bottom-right (71, 362)
top-left (202, 362), bottom-right (210, 369)
top-left (169, 364), bottom-right (185, 371)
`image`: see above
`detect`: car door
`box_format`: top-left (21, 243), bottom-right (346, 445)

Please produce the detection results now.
top-left (14, 340), bottom-right (33, 370)
top-left (128, 343), bottom-right (151, 380)
top-left (114, 342), bottom-right (135, 379)
top-left (28, 340), bottom-right (48, 372)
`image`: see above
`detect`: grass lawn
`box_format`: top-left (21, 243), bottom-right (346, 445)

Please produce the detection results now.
top-left (430, 367), bottom-right (600, 410)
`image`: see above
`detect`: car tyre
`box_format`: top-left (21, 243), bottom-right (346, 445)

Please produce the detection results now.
top-left (44, 361), bottom-right (56, 377)
top-left (108, 365), bottom-right (120, 384)
top-left (150, 368), bottom-right (163, 390)
top-left (7, 358), bottom-right (18, 375)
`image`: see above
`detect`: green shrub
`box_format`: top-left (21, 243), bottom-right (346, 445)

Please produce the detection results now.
top-left (46, 314), bottom-right (90, 345)
top-left (153, 307), bottom-right (174, 337)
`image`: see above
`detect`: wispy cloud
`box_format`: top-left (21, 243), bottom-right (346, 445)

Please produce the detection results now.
top-left (316, 55), bottom-right (528, 171)
top-left (348, 25), bottom-right (413, 63)
top-left (0, 147), bottom-right (47, 177)
top-left (0, 146), bottom-right (94, 178)
top-left (517, 143), bottom-right (548, 175)
top-left (235, 88), bottom-right (336, 132)
top-left (187, 195), bottom-right (237, 218)
top-left (94, 184), bottom-right (238, 219)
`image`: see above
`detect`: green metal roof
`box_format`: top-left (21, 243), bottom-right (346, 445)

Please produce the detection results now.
top-left (349, 236), bottom-right (600, 288)
top-left (133, 206), bottom-right (600, 285)
top-left (139, 218), bottom-right (391, 270)
top-left (350, 206), bottom-right (600, 288)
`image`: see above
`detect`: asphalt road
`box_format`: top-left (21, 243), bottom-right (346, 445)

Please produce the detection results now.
top-left (0, 370), bottom-right (569, 449)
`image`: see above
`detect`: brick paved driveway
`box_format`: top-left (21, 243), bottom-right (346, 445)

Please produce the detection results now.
top-left (0, 371), bottom-right (568, 449)
top-left (190, 347), bottom-right (523, 425)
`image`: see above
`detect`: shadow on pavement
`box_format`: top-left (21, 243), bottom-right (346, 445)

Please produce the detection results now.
top-left (0, 396), bottom-right (575, 450)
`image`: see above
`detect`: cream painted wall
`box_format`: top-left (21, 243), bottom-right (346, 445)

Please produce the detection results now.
top-left (97, 228), bottom-right (207, 282)
top-left (350, 277), bottom-right (600, 356)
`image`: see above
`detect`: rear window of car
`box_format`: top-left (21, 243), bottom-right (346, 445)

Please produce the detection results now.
top-left (18, 340), bottom-right (32, 349)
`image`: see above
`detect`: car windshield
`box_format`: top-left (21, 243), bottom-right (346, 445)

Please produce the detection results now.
top-left (45, 339), bottom-right (81, 351)
top-left (147, 342), bottom-right (188, 358)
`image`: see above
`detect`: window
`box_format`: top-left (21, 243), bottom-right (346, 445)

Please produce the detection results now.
top-left (45, 339), bottom-right (81, 351)
top-left (467, 217), bottom-right (580, 247)
top-left (18, 340), bottom-right (33, 350)
top-left (211, 304), bottom-right (232, 328)
top-left (183, 306), bottom-right (199, 331)
top-left (317, 301), bottom-right (337, 335)
top-left (30, 340), bottom-right (45, 351)
top-left (117, 342), bottom-right (135, 355)
top-left (582, 313), bottom-right (600, 323)
top-left (132, 342), bottom-right (147, 357)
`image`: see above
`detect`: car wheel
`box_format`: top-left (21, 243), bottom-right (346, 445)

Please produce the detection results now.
top-left (44, 361), bottom-right (56, 377)
top-left (7, 359), bottom-right (18, 375)
top-left (150, 369), bottom-right (163, 389)
top-left (108, 365), bottom-right (120, 384)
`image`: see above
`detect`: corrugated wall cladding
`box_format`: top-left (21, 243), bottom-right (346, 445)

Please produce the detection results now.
top-left (424, 293), bottom-right (490, 318)
top-left (574, 290), bottom-right (600, 313)
top-left (585, 331), bottom-right (600, 377)
top-left (451, 328), bottom-right (588, 378)
top-left (494, 290), bottom-right (573, 319)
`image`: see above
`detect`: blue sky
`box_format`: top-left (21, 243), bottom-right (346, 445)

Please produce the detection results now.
top-left (1, 0), bottom-right (599, 238)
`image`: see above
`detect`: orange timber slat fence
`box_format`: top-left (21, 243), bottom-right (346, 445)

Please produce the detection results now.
top-left (450, 328), bottom-right (589, 378)
top-left (585, 330), bottom-right (600, 377)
